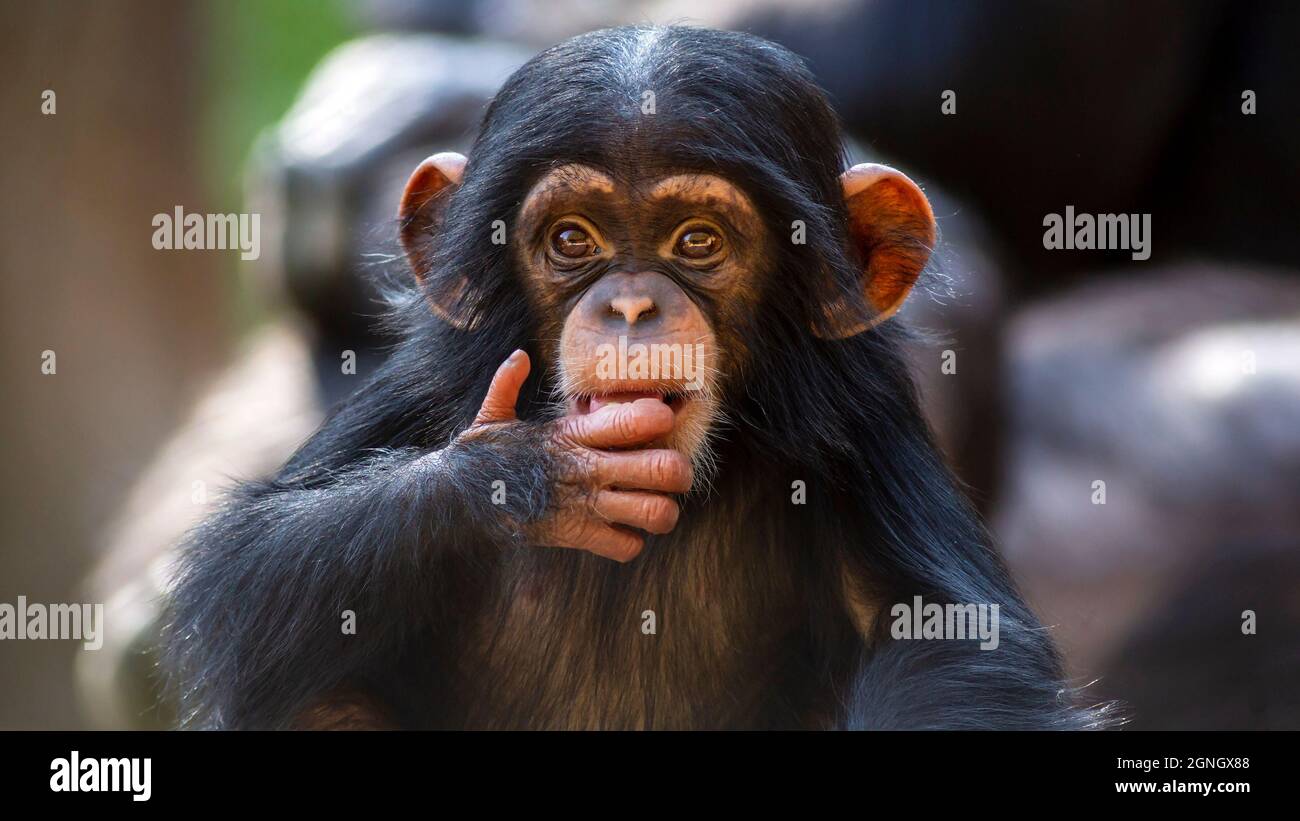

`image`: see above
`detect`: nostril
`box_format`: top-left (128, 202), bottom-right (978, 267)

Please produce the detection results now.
top-left (608, 295), bottom-right (656, 324)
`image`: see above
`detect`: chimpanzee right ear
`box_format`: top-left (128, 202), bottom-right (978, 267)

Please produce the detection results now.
top-left (398, 152), bottom-right (470, 326)
top-left (814, 163), bottom-right (936, 338)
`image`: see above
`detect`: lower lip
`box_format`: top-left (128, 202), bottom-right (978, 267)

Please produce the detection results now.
top-left (577, 392), bottom-right (691, 415)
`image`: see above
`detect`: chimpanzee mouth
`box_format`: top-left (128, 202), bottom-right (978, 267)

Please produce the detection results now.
top-left (573, 390), bottom-right (696, 415)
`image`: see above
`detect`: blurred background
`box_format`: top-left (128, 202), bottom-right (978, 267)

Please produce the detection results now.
top-left (1, 0), bottom-right (1297, 730)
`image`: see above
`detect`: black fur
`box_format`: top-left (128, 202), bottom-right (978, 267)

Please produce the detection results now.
top-left (165, 26), bottom-right (1113, 730)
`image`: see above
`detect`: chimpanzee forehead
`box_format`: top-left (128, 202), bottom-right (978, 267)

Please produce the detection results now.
top-left (518, 163), bottom-right (759, 223)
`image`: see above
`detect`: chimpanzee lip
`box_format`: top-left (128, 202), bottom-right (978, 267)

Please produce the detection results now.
top-left (574, 390), bottom-right (696, 415)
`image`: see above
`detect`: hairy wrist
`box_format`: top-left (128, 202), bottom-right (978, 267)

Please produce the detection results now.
top-left (430, 422), bottom-right (553, 546)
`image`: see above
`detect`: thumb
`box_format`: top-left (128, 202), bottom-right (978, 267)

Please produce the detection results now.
top-left (473, 350), bottom-right (530, 425)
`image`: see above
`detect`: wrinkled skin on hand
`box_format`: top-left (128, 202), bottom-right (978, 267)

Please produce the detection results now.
top-left (455, 351), bottom-right (694, 562)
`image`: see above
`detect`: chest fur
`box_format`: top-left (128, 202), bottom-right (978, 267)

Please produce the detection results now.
top-left (447, 512), bottom-right (811, 729)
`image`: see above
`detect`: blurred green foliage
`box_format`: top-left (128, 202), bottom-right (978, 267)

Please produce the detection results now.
top-left (202, 0), bottom-right (357, 331)
top-left (203, 0), bottom-right (355, 204)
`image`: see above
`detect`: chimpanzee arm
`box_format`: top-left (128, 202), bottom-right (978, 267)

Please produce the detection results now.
top-left (166, 349), bottom-right (687, 729)
top-left (165, 427), bottom-right (549, 730)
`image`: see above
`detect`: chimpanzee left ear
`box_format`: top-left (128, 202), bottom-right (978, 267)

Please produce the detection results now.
top-left (815, 163), bottom-right (936, 338)
top-left (398, 152), bottom-right (471, 326)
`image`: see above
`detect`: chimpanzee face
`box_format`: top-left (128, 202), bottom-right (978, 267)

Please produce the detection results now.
top-left (398, 152), bottom-right (936, 471)
top-left (512, 163), bottom-right (775, 465)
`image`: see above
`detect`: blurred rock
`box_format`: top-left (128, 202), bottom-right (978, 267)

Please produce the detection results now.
top-left (997, 266), bottom-right (1300, 727)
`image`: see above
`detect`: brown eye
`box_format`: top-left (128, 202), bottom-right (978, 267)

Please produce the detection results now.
top-left (676, 228), bottom-right (722, 260)
top-left (552, 226), bottom-right (598, 258)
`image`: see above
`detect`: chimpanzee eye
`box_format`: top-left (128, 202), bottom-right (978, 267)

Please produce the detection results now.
top-left (675, 228), bottom-right (722, 260)
top-left (551, 225), bottom-right (599, 258)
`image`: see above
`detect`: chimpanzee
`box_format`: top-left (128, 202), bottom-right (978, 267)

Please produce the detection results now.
top-left (165, 26), bottom-right (1110, 729)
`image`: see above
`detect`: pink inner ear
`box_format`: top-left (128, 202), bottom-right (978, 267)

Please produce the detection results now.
top-left (397, 155), bottom-right (473, 327)
top-left (844, 174), bottom-right (935, 314)
top-left (808, 166), bottom-right (934, 337)
top-left (401, 167), bottom-right (456, 223)
top-left (399, 152), bottom-right (467, 226)
top-left (399, 154), bottom-right (468, 282)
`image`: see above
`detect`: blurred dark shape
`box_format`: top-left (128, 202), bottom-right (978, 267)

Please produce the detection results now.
top-left (358, 0), bottom-right (640, 45)
top-left (997, 267), bottom-right (1300, 728)
top-left (248, 33), bottom-right (528, 403)
top-left (359, 0), bottom-right (480, 35)
top-left (740, 0), bottom-right (1300, 286)
top-left (1103, 550), bottom-right (1300, 730)
top-left (888, 167), bottom-right (1008, 511)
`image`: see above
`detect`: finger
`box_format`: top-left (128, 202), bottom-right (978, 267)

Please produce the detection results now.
top-left (593, 490), bottom-right (680, 535)
top-left (583, 523), bottom-right (646, 563)
top-left (593, 449), bottom-right (694, 494)
top-left (474, 350), bottom-right (530, 426)
top-left (559, 398), bottom-right (674, 449)
top-left (550, 518), bottom-right (646, 563)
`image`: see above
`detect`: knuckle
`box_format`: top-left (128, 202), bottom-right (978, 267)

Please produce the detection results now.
top-left (649, 451), bottom-right (673, 483)
top-left (650, 451), bottom-right (690, 487)
top-left (641, 496), bottom-right (679, 533)
top-left (573, 449), bottom-right (601, 483)
top-left (545, 421), bottom-right (574, 451)
top-left (673, 455), bottom-right (694, 490)
top-left (580, 486), bottom-right (603, 517)
top-left (610, 533), bottom-right (645, 562)
top-left (559, 517), bottom-right (594, 547)
top-left (549, 439), bottom-right (594, 483)
top-left (614, 405), bottom-right (642, 441)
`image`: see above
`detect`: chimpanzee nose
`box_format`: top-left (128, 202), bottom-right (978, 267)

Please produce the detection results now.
top-left (575, 270), bottom-right (693, 338)
top-left (609, 295), bottom-right (657, 325)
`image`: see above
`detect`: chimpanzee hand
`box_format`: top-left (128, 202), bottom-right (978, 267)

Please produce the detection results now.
top-left (457, 350), bottom-right (694, 562)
